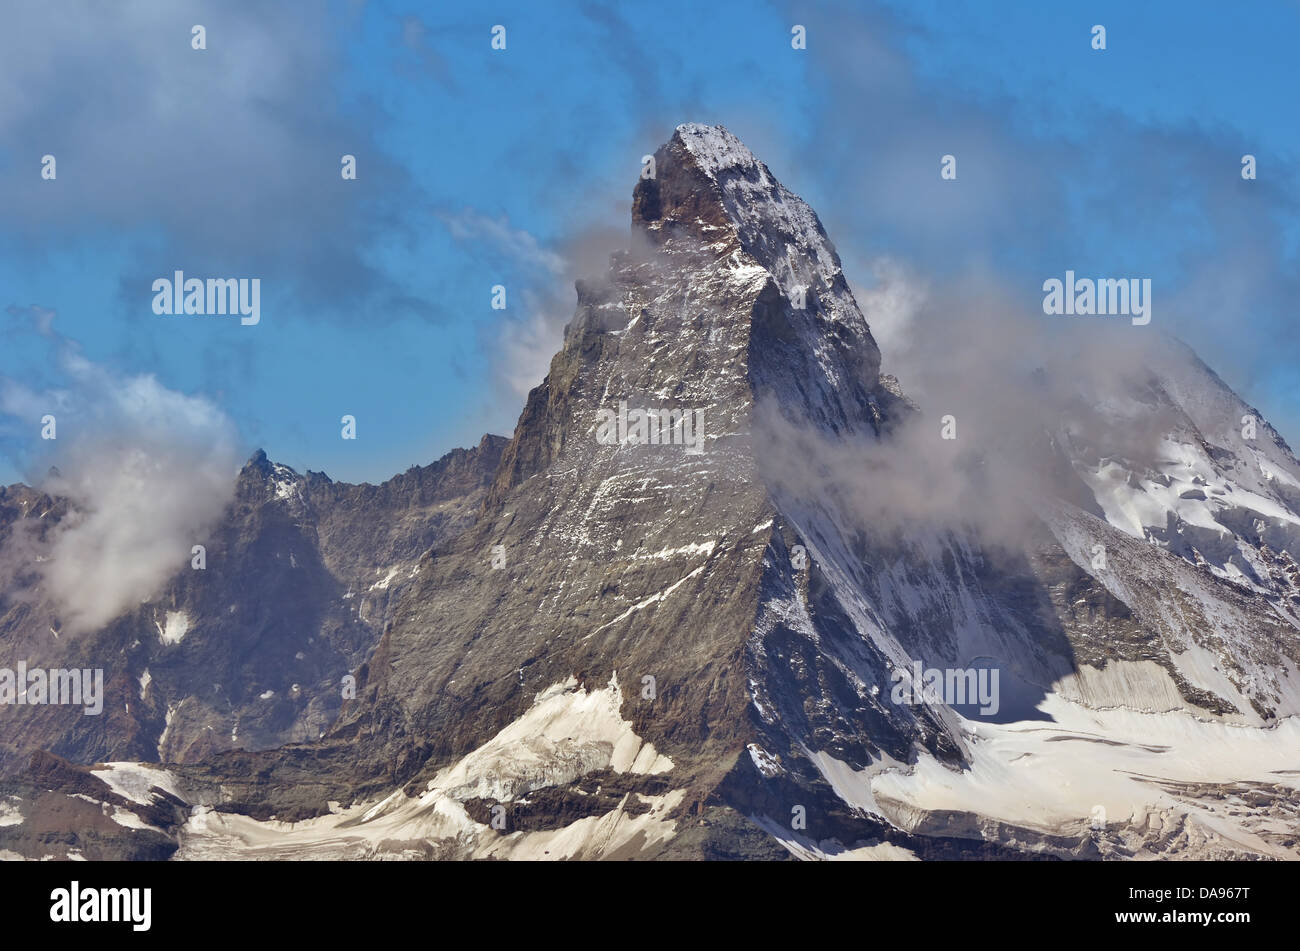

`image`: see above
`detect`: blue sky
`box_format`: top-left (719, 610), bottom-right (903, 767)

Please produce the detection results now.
top-left (1, 0), bottom-right (1297, 486)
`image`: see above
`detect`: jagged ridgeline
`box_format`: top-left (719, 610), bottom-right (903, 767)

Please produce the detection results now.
top-left (1, 125), bottom-right (1298, 860)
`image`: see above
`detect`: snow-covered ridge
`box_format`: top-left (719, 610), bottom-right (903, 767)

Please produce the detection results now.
top-left (673, 122), bottom-right (845, 305)
top-left (1061, 339), bottom-right (1300, 603)
top-left (641, 123), bottom-right (882, 437)
top-left (674, 122), bottom-right (761, 177)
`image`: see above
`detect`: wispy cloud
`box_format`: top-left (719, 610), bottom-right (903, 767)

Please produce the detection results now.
top-left (773, 0), bottom-right (1300, 441)
top-left (0, 307), bottom-right (239, 634)
top-left (439, 209), bottom-right (567, 277)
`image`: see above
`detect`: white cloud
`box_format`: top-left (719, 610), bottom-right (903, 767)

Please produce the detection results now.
top-left (1, 316), bottom-right (239, 634)
top-left (439, 209), bottom-right (567, 276)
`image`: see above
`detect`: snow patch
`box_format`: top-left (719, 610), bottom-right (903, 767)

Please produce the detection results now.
top-left (155, 611), bottom-right (190, 645)
top-left (92, 763), bottom-right (184, 807)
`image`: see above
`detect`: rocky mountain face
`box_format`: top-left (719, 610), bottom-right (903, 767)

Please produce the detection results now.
top-left (0, 435), bottom-right (506, 775)
top-left (1, 124), bottom-right (1297, 861)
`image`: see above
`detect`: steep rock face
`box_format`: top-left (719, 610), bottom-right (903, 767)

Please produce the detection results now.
top-left (339, 126), bottom-right (906, 809)
top-left (633, 125), bottom-right (886, 436)
top-left (0, 436), bottom-right (505, 775)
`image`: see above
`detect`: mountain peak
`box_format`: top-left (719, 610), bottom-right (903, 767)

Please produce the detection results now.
top-left (624, 123), bottom-right (883, 426)
top-left (633, 124), bottom-right (853, 321)
top-left (671, 123), bottom-right (761, 178)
